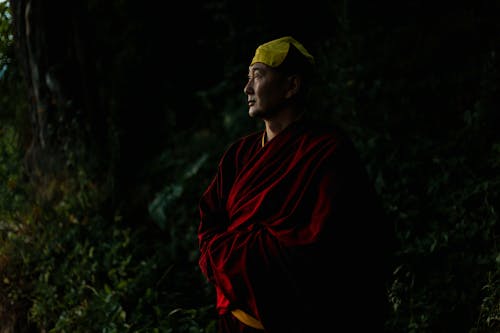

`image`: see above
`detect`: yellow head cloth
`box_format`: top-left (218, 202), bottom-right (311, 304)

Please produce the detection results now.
top-left (250, 36), bottom-right (314, 68)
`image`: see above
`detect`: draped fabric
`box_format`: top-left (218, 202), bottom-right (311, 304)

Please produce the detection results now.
top-left (198, 120), bottom-right (393, 332)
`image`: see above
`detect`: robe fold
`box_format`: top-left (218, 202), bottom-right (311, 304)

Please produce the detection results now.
top-left (198, 120), bottom-right (393, 332)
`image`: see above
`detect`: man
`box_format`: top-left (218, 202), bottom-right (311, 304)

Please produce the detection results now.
top-left (198, 36), bottom-right (394, 332)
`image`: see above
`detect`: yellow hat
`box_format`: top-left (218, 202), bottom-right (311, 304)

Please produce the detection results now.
top-left (250, 36), bottom-right (314, 68)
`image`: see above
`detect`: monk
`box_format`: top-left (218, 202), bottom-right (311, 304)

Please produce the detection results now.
top-left (198, 36), bottom-right (395, 333)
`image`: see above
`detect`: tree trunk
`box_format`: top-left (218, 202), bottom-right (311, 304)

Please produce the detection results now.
top-left (10, 0), bottom-right (110, 201)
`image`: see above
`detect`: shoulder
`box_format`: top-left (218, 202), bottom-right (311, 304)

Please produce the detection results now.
top-left (224, 130), bottom-right (262, 156)
top-left (295, 120), bottom-right (367, 174)
top-left (218, 130), bottom-right (262, 166)
top-left (296, 119), bottom-right (355, 150)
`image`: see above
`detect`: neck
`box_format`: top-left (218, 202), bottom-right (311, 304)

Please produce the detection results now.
top-left (263, 108), bottom-right (304, 142)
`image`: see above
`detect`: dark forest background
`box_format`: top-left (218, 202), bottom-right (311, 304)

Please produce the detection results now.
top-left (0, 0), bottom-right (499, 332)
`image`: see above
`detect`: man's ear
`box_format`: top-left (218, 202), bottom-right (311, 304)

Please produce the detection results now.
top-left (285, 75), bottom-right (301, 99)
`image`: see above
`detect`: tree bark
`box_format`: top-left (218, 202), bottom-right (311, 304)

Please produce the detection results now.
top-left (10, 0), bottom-right (109, 199)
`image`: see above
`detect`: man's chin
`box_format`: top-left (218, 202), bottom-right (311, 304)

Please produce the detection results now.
top-left (248, 109), bottom-right (260, 118)
top-left (249, 107), bottom-right (270, 117)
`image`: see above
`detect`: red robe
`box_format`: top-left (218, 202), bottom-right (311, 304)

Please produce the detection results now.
top-left (198, 120), bottom-right (393, 332)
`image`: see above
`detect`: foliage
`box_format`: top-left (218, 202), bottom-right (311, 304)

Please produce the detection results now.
top-left (294, 4), bottom-right (500, 331)
top-left (0, 1), bottom-right (27, 126)
top-left (0, 1), bottom-right (10, 67)
top-left (0, 126), bottom-right (217, 332)
top-left (0, 0), bottom-right (499, 332)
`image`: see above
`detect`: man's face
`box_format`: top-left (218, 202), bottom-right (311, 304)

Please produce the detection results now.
top-left (244, 63), bottom-right (288, 119)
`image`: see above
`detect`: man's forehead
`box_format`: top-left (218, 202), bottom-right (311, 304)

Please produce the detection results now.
top-left (248, 63), bottom-right (271, 72)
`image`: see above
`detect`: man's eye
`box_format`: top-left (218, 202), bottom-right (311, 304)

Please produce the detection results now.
top-left (248, 73), bottom-right (261, 80)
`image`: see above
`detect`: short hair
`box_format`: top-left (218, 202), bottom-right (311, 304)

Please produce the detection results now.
top-left (276, 42), bottom-right (314, 80)
top-left (276, 43), bottom-right (315, 104)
